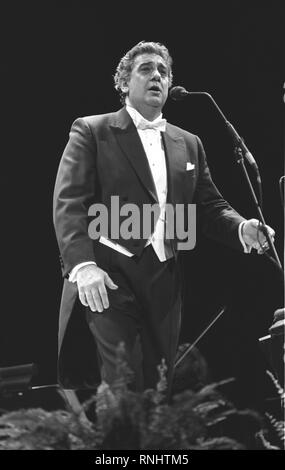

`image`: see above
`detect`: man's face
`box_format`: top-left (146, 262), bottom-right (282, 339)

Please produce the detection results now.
top-left (126, 53), bottom-right (170, 118)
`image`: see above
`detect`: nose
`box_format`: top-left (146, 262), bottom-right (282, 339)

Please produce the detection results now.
top-left (152, 68), bottom-right (162, 81)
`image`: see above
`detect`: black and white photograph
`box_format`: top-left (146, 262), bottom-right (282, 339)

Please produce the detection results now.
top-left (1, 2), bottom-right (284, 457)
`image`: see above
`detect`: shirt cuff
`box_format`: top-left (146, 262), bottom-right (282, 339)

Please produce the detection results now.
top-left (238, 221), bottom-right (252, 254)
top-left (69, 261), bottom-right (97, 283)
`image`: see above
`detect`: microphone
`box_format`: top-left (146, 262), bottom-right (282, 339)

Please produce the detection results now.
top-left (169, 85), bottom-right (259, 171)
top-left (169, 86), bottom-right (191, 100)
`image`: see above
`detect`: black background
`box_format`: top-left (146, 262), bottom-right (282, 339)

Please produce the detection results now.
top-left (2, 2), bottom-right (284, 412)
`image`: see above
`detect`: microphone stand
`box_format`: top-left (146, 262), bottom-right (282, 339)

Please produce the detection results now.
top-left (173, 91), bottom-right (283, 373)
top-left (174, 306), bottom-right (226, 369)
top-left (188, 92), bottom-right (283, 273)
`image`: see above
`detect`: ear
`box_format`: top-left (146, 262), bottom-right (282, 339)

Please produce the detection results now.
top-left (120, 79), bottom-right (129, 94)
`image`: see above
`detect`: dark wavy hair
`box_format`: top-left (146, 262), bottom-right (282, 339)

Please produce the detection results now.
top-left (114, 41), bottom-right (173, 104)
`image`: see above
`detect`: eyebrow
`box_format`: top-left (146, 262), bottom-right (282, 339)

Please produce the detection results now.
top-left (138, 61), bottom-right (167, 69)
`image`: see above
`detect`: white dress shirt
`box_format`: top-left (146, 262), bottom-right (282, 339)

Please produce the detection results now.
top-left (69, 106), bottom-right (249, 282)
top-left (69, 105), bottom-right (170, 281)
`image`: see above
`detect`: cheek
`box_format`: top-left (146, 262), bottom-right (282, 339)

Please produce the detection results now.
top-left (162, 86), bottom-right (169, 99)
top-left (163, 79), bottom-right (169, 90)
top-left (129, 79), bottom-right (144, 93)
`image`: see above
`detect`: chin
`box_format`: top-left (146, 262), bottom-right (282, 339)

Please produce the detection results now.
top-left (147, 98), bottom-right (163, 107)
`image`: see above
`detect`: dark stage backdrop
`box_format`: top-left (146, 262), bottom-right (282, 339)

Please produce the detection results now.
top-left (2, 3), bottom-right (284, 410)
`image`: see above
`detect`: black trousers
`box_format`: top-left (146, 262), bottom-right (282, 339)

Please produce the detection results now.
top-left (86, 243), bottom-right (181, 394)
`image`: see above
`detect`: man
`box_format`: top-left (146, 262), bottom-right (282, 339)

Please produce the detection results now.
top-left (53, 41), bottom-right (274, 394)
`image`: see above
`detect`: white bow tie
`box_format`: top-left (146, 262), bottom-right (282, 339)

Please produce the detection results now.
top-left (137, 117), bottom-right (167, 132)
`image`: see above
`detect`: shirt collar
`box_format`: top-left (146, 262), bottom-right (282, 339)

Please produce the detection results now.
top-left (126, 103), bottom-right (165, 131)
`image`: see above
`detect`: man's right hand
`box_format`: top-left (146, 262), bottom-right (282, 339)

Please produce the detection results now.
top-left (76, 264), bottom-right (118, 313)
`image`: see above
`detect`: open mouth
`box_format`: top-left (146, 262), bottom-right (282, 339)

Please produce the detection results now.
top-left (149, 85), bottom-right (161, 92)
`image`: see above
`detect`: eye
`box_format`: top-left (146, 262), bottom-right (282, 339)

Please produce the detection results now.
top-left (159, 68), bottom-right (167, 77)
top-left (141, 65), bottom-right (151, 73)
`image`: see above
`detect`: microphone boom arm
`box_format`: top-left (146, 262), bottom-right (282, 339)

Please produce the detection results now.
top-left (171, 87), bottom-right (283, 272)
top-left (187, 92), bottom-right (258, 171)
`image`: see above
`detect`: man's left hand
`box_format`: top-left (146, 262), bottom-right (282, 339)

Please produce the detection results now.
top-left (242, 218), bottom-right (275, 254)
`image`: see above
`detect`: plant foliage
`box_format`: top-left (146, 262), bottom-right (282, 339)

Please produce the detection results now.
top-left (0, 344), bottom-right (282, 450)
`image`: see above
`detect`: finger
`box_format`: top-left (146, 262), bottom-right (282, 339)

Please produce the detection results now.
top-left (258, 248), bottom-right (267, 255)
top-left (257, 234), bottom-right (267, 246)
top-left (258, 233), bottom-right (274, 248)
top-left (252, 242), bottom-right (260, 250)
top-left (104, 273), bottom-right (118, 290)
top-left (258, 241), bottom-right (270, 254)
top-left (92, 289), bottom-right (104, 313)
top-left (259, 225), bottom-right (275, 238)
top-left (98, 284), bottom-right (109, 309)
top-left (260, 236), bottom-right (274, 247)
top-left (257, 242), bottom-right (267, 254)
top-left (85, 290), bottom-right (97, 312)
top-left (78, 288), bottom-right (88, 307)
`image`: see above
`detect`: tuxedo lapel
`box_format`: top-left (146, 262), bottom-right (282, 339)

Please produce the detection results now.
top-left (109, 108), bottom-right (189, 206)
top-left (162, 125), bottom-right (187, 205)
top-left (110, 108), bottom-right (158, 203)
